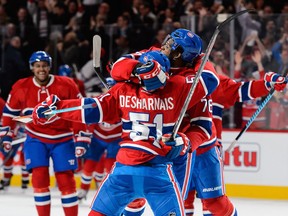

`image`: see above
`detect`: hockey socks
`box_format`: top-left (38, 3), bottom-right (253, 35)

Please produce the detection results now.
top-left (34, 187), bottom-right (51, 216)
top-left (122, 198), bottom-right (146, 216)
top-left (184, 189), bottom-right (196, 215)
top-left (202, 195), bottom-right (237, 216)
top-left (55, 171), bottom-right (78, 216)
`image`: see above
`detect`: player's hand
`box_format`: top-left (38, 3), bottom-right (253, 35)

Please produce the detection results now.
top-left (264, 72), bottom-right (288, 91)
top-left (134, 60), bottom-right (167, 92)
top-left (32, 94), bottom-right (60, 125)
top-left (0, 126), bottom-right (13, 153)
top-left (74, 131), bottom-right (92, 158)
top-left (161, 132), bottom-right (190, 160)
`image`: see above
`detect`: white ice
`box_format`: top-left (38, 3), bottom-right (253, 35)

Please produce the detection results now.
top-left (1, 187), bottom-right (288, 215)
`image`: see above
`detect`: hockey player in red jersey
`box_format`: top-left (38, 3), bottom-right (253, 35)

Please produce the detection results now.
top-left (0, 51), bottom-right (92, 216)
top-left (32, 51), bottom-right (215, 216)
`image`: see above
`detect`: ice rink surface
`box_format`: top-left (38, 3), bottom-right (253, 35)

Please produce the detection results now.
top-left (1, 187), bottom-right (288, 216)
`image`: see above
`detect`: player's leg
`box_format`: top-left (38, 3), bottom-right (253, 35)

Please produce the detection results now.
top-left (121, 198), bottom-right (147, 216)
top-left (193, 146), bottom-right (237, 216)
top-left (23, 136), bottom-right (51, 216)
top-left (93, 154), bottom-right (105, 188)
top-left (104, 139), bottom-right (120, 173)
top-left (52, 139), bottom-right (78, 216)
top-left (185, 189), bottom-right (196, 215)
top-left (90, 162), bottom-right (137, 216)
top-left (79, 137), bottom-right (106, 200)
top-left (172, 151), bottom-right (195, 199)
top-left (144, 163), bottom-right (186, 216)
top-left (19, 145), bottom-right (29, 189)
top-left (78, 159), bottom-right (98, 200)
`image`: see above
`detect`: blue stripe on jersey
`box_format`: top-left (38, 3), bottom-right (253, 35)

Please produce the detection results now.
top-left (3, 105), bottom-right (21, 117)
top-left (201, 71), bottom-right (219, 95)
top-left (240, 82), bottom-right (253, 101)
top-left (22, 108), bottom-right (33, 116)
top-left (83, 98), bottom-right (100, 124)
top-left (122, 121), bottom-right (132, 130)
top-left (213, 105), bottom-right (223, 118)
top-left (191, 119), bottom-right (212, 136)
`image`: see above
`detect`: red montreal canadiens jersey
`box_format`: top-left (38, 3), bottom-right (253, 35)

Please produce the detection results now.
top-left (2, 75), bottom-right (85, 143)
top-left (211, 74), bottom-right (269, 140)
top-left (56, 75), bottom-right (209, 165)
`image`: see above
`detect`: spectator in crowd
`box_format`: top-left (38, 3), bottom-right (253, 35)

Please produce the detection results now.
top-left (212, 50), bottom-right (230, 77)
top-left (50, 2), bottom-right (69, 31)
top-left (13, 7), bottom-right (39, 62)
top-left (151, 28), bottom-right (167, 48)
top-left (276, 3), bottom-right (288, 27)
top-left (270, 33), bottom-right (288, 72)
top-left (0, 36), bottom-right (28, 100)
top-left (235, 0), bottom-right (261, 43)
top-left (44, 30), bottom-right (65, 73)
top-left (27, 0), bottom-right (52, 50)
top-left (0, 4), bottom-right (10, 25)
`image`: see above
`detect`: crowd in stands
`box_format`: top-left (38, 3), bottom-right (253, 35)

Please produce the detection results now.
top-left (0, 0), bottom-right (287, 130)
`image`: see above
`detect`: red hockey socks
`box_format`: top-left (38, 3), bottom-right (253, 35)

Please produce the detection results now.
top-left (122, 198), bottom-right (147, 216)
top-left (55, 171), bottom-right (78, 216)
top-left (184, 189), bottom-right (196, 215)
top-left (81, 159), bottom-right (97, 190)
top-left (202, 195), bottom-right (237, 216)
top-left (34, 187), bottom-right (51, 216)
top-left (32, 167), bottom-right (51, 216)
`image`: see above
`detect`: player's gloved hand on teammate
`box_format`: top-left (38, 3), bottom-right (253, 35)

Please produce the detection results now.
top-left (32, 94), bottom-right (60, 125)
top-left (134, 60), bottom-right (167, 92)
top-left (161, 132), bottom-right (190, 160)
top-left (0, 126), bottom-right (13, 153)
top-left (264, 72), bottom-right (288, 91)
top-left (74, 131), bottom-right (92, 157)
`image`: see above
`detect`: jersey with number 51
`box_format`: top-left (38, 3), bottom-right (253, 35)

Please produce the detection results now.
top-left (55, 75), bottom-right (208, 165)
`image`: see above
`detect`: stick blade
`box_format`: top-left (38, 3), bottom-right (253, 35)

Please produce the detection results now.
top-left (13, 115), bottom-right (33, 123)
top-left (93, 35), bottom-right (102, 68)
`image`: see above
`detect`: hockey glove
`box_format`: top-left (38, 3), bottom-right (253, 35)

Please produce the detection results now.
top-left (161, 132), bottom-right (190, 160)
top-left (134, 60), bottom-right (167, 92)
top-left (74, 131), bottom-right (92, 157)
top-left (264, 72), bottom-right (288, 91)
top-left (32, 94), bottom-right (60, 125)
top-left (0, 126), bottom-right (13, 153)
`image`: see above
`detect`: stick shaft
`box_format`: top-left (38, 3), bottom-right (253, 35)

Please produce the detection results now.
top-left (13, 103), bottom-right (96, 123)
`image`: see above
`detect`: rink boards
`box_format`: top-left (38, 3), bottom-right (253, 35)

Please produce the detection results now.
top-left (2, 130), bottom-right (288, 200)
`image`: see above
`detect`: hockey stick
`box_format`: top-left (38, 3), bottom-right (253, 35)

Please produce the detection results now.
top-left (226, 66), bottom-right (288, 152)
top-left (0, 148), bottom-right (15, 168)
top-left (170, 9), bottom-right (253, 140)
top-left (13, 103), bottom-right (97, 123)
top-left (93, 35), bottom-right (111, 90)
